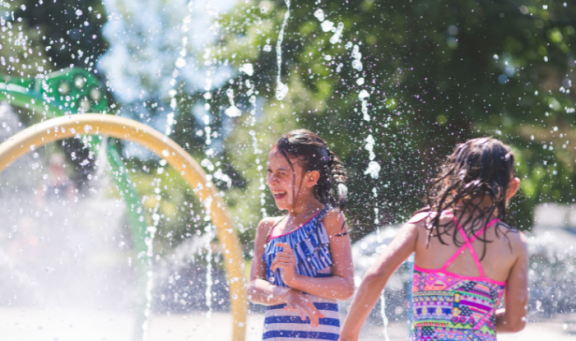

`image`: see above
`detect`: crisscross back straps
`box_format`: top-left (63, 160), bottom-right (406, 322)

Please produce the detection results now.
top-left (441, 214), bottom-right (500, 278)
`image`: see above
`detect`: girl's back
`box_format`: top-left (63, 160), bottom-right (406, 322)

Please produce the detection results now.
top-left (413, 212), bottom-right (523, 283)
top-left (340, 137), bottom-right (529, 341)
top-left (409, 211), bottom-right (527, 341)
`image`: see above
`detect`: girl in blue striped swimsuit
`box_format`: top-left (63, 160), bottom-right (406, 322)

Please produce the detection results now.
top-left (248, 129), bottom-right (355, 341)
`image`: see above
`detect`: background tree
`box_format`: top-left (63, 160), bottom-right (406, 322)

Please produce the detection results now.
top-left (3, 0), bottom-right (576, 252)
top-left (206, 0), bottom-right (576, 245)
top-left (1, 0), bottom-right (107, 78)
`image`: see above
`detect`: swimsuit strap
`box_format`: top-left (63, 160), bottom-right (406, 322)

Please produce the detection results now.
top-left (267, 215), bottom-right (287, 242)
top-left (441, 214), bottom-right (500, 278)
top-left (268, 208), bottom-right (329, 242)
top-left (314, 207), bottom-right (330, 239)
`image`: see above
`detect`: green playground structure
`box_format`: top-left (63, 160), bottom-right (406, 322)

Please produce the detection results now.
top-left (0, 68), bottom-right (153, 340)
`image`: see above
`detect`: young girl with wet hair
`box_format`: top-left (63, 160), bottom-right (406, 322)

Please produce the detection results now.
top-left (340, 137), bottom-right (529, 341)
top-left (248, 129), bottom-right (354, 341)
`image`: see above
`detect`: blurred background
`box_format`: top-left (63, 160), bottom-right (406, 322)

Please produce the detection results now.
top-left (0, 0), bottom-right (575, 340)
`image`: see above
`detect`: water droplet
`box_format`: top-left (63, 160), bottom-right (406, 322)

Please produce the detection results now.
top-left (313, 9), bottom-right (325, 22)
top-left (225, 106), bottom-right (242, 117)
top-left (239, 63), bottom-right (254, 76)
top-left (74, 76), bottom-right (86, 89)
top-left (89, 87), bottom-right (102, 101)
top-left (321, 21), bottom-right (334, 32)
top-left (175, 57), bottom-right (186, 69)
top-left (365, 161), bottom-right (381, 179)
top-left (330, 23), bottom-right (344, 44)
top-left (358, 90), bottom-right (370, 100)
top-left (276, 82), bottom-right (289, 100)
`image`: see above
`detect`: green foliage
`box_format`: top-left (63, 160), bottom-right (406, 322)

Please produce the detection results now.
top-left (3, 0), bottom-right (576, 256)
top-left (0, 0), bottom-right (107, 78)
top-left (209, 0), bottom-right (576, 243)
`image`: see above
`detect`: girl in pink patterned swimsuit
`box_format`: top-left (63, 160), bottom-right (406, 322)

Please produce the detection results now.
top-left (340, 137), bottom-right (529, 341)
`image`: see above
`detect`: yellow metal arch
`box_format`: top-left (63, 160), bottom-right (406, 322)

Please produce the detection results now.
top-left (0, 114), bottom-right (247, 341)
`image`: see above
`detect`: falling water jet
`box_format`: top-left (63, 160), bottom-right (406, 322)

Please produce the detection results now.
top-left (139, 4), bottom-right (194, 339)
top-left (241, 65), bottom-right (267, 217)
top-left (330, 23), bottom-right (345, 44)
top-left (275, 0), bottom-right (291, 100)
top-left (354, 49), bottom-right (381, 180)
top-left (165, 0), bottom-right (193, 136)
top-left (406, 253), bottom-right (415, 334)
top-left (372, 187), bottom-right (389, 340)
top-left (141, 203), bottom-right (159, 341)
top-left (225, 88), bottom-right (242, 117)
top-left (198, 10), bottom-right (224, 337)
top-left (364, 135), bottom-right (381, 179)
top-left (205, 237), bottom-right (213, 341)
top-left (358, 90), bottom-right (371, 121)
top-left (380, 291), bottom-right (391, 341)
top-left (355, 36), bottom-right (388, 335)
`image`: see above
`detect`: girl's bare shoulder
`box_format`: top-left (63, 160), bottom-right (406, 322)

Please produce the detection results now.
top-left (406, 209), bottom-right (445, 228)
top-left (407, 211), bottom-right (433, 224)
top-left (406, 210), bottom-right (457, 243)
top-left (322, 208), bottom-right (347, 235)
top-left (257, 216), bottom-right (283, 234)
top-left (496, 221), bottom-right (528, 253)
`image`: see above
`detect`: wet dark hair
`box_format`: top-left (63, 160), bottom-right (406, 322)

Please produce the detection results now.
top-left (423, 137), bottom-right (517, 259)
top-left (273, 129), bottom-right (348, 212)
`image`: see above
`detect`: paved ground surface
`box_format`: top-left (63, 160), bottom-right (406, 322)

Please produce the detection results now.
top-left (0, 308), bottom-right (574, 340)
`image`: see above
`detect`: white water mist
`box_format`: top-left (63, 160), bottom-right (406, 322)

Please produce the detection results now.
top-left (380, 291), bottom-right (390, 341)
top-left (205, 242), bottom-right (213, 340)
top-left (141, 204), bottom-right (159, 340)
top-left (275, 0), bottom-right (291, 100)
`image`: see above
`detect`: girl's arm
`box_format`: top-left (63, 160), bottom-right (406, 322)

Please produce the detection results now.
top-left (339, 220), bottom-right (419, 341)
top-left (248, 218), bottom-right (325, 327)
top-left (247, 218), bottom-right (286, 305)
top-left (496, 232), bottom-right (529, 333)
top-left (271, 209), bottom-right (354, 301)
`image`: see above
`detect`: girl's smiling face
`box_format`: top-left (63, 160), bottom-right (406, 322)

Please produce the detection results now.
top-left (266, 148), bottom-right (304, 211)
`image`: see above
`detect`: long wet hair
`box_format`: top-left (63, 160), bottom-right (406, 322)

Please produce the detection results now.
top-left (272, 129), bottom-right (348, 212)
top-left (424, 137), bottom-right (516, 259)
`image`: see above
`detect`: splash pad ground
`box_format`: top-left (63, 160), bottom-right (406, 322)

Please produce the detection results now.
top-left (0, 309), bottom-right (573, 341)
top-left (0, 309), bottom-right (264, 340)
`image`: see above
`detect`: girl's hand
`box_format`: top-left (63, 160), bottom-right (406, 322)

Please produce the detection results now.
top-left (280, 289), bottom-right (325, 328)
top-left (271, 242), bottom-right (298, 286)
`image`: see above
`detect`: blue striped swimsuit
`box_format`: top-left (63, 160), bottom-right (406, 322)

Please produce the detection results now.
top-left (262, 209), bottom-right (340, 341)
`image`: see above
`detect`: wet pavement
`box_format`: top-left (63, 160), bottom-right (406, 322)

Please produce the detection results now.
top-left (0, 308), bottom-right (574, 340)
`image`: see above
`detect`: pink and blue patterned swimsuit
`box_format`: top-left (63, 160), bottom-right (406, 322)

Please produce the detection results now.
top-left (410, 215), bottom-right (506, 341)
